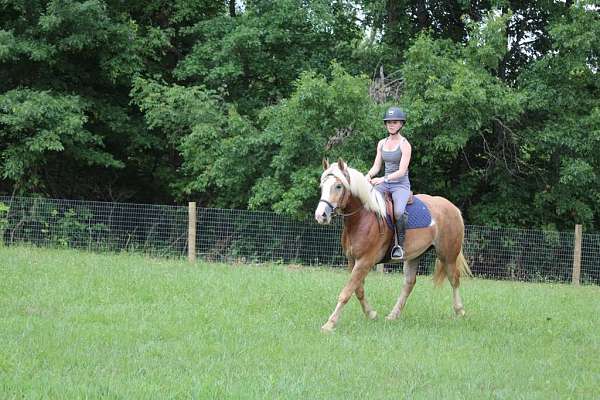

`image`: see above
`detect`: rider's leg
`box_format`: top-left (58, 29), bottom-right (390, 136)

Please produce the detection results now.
top-left (391, 187), bottom-right (410, 260)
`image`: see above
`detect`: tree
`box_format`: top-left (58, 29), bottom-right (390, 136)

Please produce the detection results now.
top-left (0, 0), bottom-right (148, 196)
top-left (174, 0), bottom-right (366, 117)
top-left (518, 1), bottom-right (600, 230)
top-left (400, 12), bottom-right (530, 226)
top-left (0, 0), bottom-right (232, 201)
top-left (0, 88), bottom-right (122, 194)
top-left (1, 0), bottom-right (599, 233)
top-left (246, 63), bottom-right (382, 218)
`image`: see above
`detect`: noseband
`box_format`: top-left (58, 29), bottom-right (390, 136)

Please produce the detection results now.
top-left (318, 198), bottom-right (337, 213)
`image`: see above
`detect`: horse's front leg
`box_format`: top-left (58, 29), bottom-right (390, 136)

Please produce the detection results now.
top-left (386, 258), bottom-right (419, 320)
top-left (321, 261), bottom-right (371, 333)
top-left (345, 258), bottom-right (377, 320)
top-left (356, 280), bottom-right (377, 320)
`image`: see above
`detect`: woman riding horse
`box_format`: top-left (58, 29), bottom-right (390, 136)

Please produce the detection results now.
top-left (315, 159), bottom-right (470, 333)
top-left (366, 106), bottom-right (411, 260)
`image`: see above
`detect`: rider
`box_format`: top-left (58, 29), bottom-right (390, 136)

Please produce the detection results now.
top-left (365, 106), bottom-right (412, 260)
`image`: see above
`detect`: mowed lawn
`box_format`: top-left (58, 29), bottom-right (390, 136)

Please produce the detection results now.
top-left (1, 247), bottom-right (599, 399)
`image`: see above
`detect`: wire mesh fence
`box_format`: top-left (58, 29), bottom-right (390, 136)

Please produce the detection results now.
top-left (1, 196), bottom-right (598, 284)
top-left (0, 196), bottom-right (188, 258)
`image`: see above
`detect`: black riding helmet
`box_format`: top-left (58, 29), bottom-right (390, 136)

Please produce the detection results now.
top-left (383, 107), bottom-right (407, 122)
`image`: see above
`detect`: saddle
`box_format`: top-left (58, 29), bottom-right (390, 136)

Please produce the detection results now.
top-left (384, 191), bottom-right (413, 225)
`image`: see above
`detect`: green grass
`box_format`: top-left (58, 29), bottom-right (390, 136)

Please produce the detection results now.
top-left (1, 246), bottom-right (599, 399)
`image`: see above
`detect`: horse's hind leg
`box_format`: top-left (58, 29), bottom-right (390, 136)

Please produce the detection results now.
top-left (356, 280), bottom-right (377, 320)
top-left (442, 259), bottom-right (466, 316)
top-left (452, 286), bottom-right (465, 316)
top-left (386, 258), bottom-right (419, 321)
top-left (449, 264), bottom-right (466, 316)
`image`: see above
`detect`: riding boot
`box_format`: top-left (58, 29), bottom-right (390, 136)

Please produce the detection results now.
top-left (391, 213), bottom-right (407, 260)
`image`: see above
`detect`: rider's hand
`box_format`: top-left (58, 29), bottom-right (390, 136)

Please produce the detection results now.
top-left (371, 177), bottom-right (384, 185)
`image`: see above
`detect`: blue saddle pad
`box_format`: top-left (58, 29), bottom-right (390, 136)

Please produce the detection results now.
top-left (385, 196), bottom-right (432, 230)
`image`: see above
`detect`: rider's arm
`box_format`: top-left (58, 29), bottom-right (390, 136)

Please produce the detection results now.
top-left (366, 140), bottom-right (384, 179)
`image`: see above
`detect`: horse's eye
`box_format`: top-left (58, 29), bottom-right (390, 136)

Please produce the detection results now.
top-left (335, 184), bottom-right (343, 191)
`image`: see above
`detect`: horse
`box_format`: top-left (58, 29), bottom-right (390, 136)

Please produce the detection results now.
top-left (314, 159), bottom-right (471, 333)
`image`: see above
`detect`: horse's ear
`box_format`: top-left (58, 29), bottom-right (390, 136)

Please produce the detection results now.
top-left (337, 158), bottom-right (346, 172)
top-left (322, 158), bottom-right (329, 170)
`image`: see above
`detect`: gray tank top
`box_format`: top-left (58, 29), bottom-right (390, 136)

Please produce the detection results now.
top-left (381, 137), bottom-right (409, 183)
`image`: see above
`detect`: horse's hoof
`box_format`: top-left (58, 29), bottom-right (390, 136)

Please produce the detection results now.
top-left (320, 322), bottom-right (335, 333)
top-left (385, 313), bottom-right (398, 321)
top-left (455, 308), bottom-right (466, 317)
top-left (367, 310), bottom-right (378, 320)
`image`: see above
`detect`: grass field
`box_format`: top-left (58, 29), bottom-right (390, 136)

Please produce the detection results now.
top-left (1, 246), bottom-right (599, 399)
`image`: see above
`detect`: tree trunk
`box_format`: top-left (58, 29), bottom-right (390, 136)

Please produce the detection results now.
top-left (229, 0), bottom-right (236, 17)
top-left (386, 0), bottom-right (401, 29)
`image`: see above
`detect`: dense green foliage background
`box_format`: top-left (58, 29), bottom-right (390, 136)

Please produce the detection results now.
top-left (1, 0), bottom-right (598, 231)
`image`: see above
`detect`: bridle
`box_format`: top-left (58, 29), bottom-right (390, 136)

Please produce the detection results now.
top-left (318, 198), bottom-right (364, 218)
top-left (318, 174), bottom-right (364, 218)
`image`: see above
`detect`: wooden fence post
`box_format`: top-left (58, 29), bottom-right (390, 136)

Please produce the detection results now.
top-left (188, 202), bottom-right (197, 263)
top-left (572, 224), bottom-right (582, 286)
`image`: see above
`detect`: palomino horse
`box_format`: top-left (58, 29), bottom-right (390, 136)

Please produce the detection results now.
top-left (314, 159), bottom-right (470, 333)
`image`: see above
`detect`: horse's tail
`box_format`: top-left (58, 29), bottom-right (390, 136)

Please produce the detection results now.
top-left (456, 250), bottom-right (472, 278)
top-left (432, 250), bottom-right (471, 287)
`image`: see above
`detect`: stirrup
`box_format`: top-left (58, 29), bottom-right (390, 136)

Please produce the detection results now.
top-left (390, 245), bottom-right (404, 260)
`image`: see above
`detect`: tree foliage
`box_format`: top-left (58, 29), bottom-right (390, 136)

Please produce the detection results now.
top-left (517, 2), bottom-right (600, 229)
top-left (1, 0), bottom-right (598, 231)
top-left (0, 88), bottom-right (122, 193)
top-left (247, 64), bottom-right (381, 218)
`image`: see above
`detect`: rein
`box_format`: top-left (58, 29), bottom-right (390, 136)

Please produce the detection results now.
top-left (318, 198), bottom-right (364, 218)
top-left (338, 204), bottom-right (364, 217)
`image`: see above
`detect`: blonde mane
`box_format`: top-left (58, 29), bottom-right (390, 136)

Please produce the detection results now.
top-left (321, 162), bottom-right (387, 218)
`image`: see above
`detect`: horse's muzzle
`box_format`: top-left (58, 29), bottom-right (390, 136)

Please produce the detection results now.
top-left (315, 201), bottom-right (333, 224)
top-left (315, 212), bottom-right (332, 225)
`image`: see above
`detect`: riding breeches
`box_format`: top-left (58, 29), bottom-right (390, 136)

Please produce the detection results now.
top-left (375, 180), bottom-right (411, 220)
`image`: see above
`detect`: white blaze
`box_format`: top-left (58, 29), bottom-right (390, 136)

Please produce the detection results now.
top-left (314, 176), bottom-right (337, 223)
